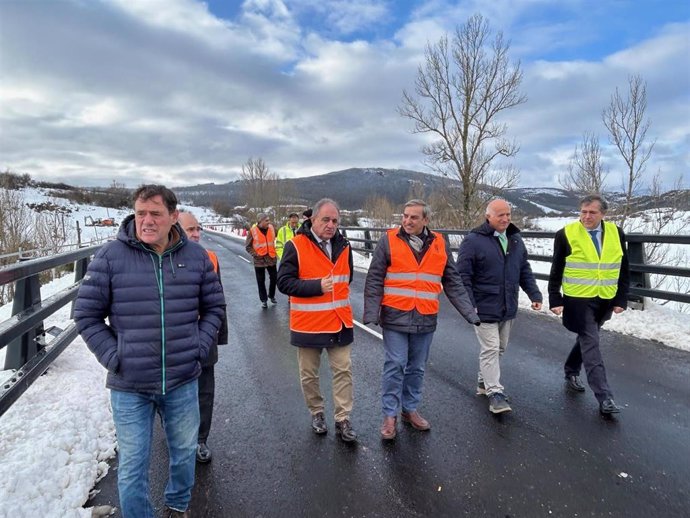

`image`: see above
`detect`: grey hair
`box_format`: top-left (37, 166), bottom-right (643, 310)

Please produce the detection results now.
top-left (312, 198), bottom-right (340, 217)
top-left (404, 199), bottom-right (431, 218)
top-left (257, 212), bottom-right (270, 222)
top-left (579, 194), bottom-right (608, 212)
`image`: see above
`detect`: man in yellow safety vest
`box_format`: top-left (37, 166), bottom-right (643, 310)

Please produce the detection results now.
top-left (548, 194), bottom-right (629, 416)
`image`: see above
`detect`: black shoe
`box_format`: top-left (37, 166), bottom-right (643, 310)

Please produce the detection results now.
top-left (270, 297), bottom-right (277, 304)
top-left (599, 398), bottom-right (621, 415)
top-left (311, 412), bottom-right (327, 434)
top-left (196, 442), bottom-right (212, 463)
top-left (335, 419), bottom-right (357, 442)
top-left (164, 507), bottom-right (190, 518)
top-left (565, 375), bottom-right (586, 392)
top-left (261, 301), bottom-right (268, 309)
top-left (488, 393), bottom-right (512, 414)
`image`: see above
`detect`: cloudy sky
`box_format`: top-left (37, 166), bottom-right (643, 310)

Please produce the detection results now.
top-left (1, 0), bottom-right (688, 190)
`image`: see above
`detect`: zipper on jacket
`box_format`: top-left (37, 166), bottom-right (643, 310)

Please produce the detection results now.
top-left (138, 239), bottom-right (184, 395)
top-left (157, 254), bottom-right (166, 395)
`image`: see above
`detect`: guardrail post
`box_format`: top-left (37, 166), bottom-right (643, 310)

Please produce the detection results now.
top-left (627, 237), bottom-right (649, 310)
top-left (69, 254), bottom-right (91, 319)
top-left (364, 230), bottom-right (373, 257)
top-left (3, 258), bottom-right (45, 370)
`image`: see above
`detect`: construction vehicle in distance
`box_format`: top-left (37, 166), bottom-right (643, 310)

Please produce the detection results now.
top-left (84, 215), bottom-right (117, 227)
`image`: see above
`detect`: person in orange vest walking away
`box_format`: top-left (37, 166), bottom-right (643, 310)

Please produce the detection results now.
top-left (364, 199), bottom-right (480, 441)
top-left (178, 211), bottom-right (228, 463)
top-left (245, 213), bottom-right (278, 308)
top-left (277, 198), bottom-right (357, 442)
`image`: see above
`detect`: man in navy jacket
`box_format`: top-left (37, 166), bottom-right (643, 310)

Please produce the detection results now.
top-left (457, 199), bottom-right (542, 414)
top-left (74, 185), bottom-right (226, 518)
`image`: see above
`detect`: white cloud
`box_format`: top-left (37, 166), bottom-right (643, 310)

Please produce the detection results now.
top-left (0, 0), bottom-right (686, 191)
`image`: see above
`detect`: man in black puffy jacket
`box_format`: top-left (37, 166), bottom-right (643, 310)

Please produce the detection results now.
top-left (74, 185), bottom-right (226, 518)
top-left (457, 199), bottom-right (542, 415)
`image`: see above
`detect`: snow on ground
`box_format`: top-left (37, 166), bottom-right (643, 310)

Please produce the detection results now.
top-left (0, 276), bottom-right (116, 518)
top-left (6, 186), bottom-right (221, 253)
top-left (527, 200), bottom-right (560, 214)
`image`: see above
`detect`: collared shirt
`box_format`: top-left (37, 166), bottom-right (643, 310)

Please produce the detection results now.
top-left (587, 223), bottom-right (603, 252)
top-left (310, 229), bottom-right (332, 259)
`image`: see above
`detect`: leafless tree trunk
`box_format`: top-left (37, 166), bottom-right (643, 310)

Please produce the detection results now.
top-left (602, 74), bottom-right (655, 223)
top-left (624, 172), bottom-right (689, 312)
top-left (240, 157), bottom-right (280, 213)
top-left (560, 132), bottom-right (608, 194)
top-left (363, 195), bottom-right (396, 227)
top-left (398, 13), bottom-right (525, 227)
top-left (0, 188), bottom-right (35, 304)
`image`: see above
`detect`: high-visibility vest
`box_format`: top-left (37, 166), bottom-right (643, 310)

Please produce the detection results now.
top-left (382, 229), bottom-right (445, 315)
top-left (562, 220), bottom-right (622, 299)
top-left (275, 224), bottom-right (296, 259)
top-left (289, 234), bottom-right (353, 333)
top-left (206, 250), bottom-right (219, 273)
top-left (250, 224), bottom-right (276, 258)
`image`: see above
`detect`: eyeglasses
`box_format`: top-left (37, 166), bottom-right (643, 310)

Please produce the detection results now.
top-left (185, 226), bottom-right (203, 232)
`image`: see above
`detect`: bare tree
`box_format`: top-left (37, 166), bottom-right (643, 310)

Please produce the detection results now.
top-left (0, 187), bottom-right (35, 304)
top-left (560, 132), bottom-right (608, 194)
top-left (602, 74), bottom-right (655, 223)
top-left (363, 195), bottom-right (396, 227)
top-left (624, 172), bottom-right (689, 312)
top-left (239, 157), bottom-right (279, 213)
top-left (398, 13), bottom-right (526, 227)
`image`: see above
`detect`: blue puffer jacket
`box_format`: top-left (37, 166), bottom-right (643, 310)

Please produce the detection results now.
top-left (456, 221), bottom-right (542, 323)
top-left (74, 215), bottom-right (226, 394)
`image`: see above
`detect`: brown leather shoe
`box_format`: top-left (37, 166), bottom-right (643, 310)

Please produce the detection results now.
top-left (380, 416), bottom-right (397, 440)
top-left (401, 411), bottom-right (431, 431)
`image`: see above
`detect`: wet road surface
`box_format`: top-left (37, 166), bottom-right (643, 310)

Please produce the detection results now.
top-left (87, 231), bottom-right (690, 517)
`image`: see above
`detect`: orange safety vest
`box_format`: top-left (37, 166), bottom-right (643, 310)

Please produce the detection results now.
top-left (206, 250), bottom-right (219, 273)
top-left (250, 224), bottom-right (276, 258)
top-left (289, 234), bottom-right (353, 333)
top-left (382, 229), bottom-right (446, 315)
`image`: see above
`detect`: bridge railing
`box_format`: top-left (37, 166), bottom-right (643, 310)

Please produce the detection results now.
top-left (0, 244), bottom-right (102, 417)
top-left (340, 227), bottom-right (690, 306)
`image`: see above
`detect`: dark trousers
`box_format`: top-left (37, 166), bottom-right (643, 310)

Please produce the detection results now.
top-left (254, 265), bottom-right (277, 302)
top-left (198, 364), bottom-right (215, 443)
top-left (564, 299), bottom-right (613, 403)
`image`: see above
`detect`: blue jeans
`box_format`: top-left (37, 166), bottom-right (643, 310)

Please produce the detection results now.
top-left (110, 380), bottom-right (200, 518)
top-left (381, 329), bottom-right (434, 416)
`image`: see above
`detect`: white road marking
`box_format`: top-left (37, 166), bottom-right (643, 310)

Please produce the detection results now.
top-left (353, 320), bottom-right (382, 340)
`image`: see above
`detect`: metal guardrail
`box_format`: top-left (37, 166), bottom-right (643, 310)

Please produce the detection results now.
top-left (0, 237), bottom-right (113, 262)
top-left (0, 244), bottom-right (101, 417)
top-left (340, 227), bottom-right (690, 305)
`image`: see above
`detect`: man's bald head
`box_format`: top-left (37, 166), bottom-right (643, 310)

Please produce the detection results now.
top-left (178, 211), bottom-right (201, 243)
top-left (486, 199), bottom-right (511, 233)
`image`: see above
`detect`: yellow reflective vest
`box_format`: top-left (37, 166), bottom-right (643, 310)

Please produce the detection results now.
top-left (275, 224), bottom-right (297, 259)
top-left (562, 221), bottom-right (622, 299)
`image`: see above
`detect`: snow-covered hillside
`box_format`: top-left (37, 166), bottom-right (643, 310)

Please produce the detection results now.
top-left (9, 187), bottom-right (224, 254)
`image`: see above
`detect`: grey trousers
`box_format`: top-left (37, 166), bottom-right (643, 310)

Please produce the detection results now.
top-left (475, 320), bottom-right (514, 396)
top-left (564, 299), bottom-right (613, 403)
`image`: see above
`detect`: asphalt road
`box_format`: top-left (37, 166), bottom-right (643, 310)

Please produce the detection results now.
top-left (87, 231), bottom-right (690, 517)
